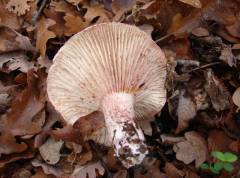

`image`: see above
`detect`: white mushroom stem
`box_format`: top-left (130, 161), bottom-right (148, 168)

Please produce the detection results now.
top-left (102, 93), bottom-right (148, 168)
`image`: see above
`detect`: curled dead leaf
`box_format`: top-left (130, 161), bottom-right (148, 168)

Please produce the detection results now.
top-left (36, 17), bottom-right (56, 56)
top-left (178, 0), bottom-right (202, 8)
top-left (39, 137), bottom-right (64, 165)
top-left (173, 131), bottom-right (208, 167)
top-left (71, 161), bottom-right (105, 178)
top-left (176, 89), bottom-right (197, 133)
top-left (232, 87), bottom-right (240, 108)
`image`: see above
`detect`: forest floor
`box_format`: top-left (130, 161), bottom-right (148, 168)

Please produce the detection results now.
top-left (0, 0), bottom-right (240, 178)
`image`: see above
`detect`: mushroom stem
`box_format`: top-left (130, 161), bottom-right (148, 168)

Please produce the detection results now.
top-left (102, 93), bottom-right (148, 168)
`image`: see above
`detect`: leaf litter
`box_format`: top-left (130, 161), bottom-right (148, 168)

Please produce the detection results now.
top-left (0, 0), bottom-right (240, 177)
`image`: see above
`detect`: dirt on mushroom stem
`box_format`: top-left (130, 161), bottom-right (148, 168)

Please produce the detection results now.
top-left (102, 92), bottom-right (148, 168)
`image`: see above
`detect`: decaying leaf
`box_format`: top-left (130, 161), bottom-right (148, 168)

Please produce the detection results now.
top-left (232, 87), bottom-right (240, 108)
top-left (176, 89), bottom-right (197, 133)
top-left (219, 46), bottom-right (236, 67)
top-left (173, 131), bottom-right (208, 167)
top-left (0, 70), bottom-right (46, 137)
top-left (6, 0), bottom-right (33, 16)
top-left (178, 0), bottom-right (202, 8)
top-left (0, 132), bottom-right (27, 155)
top-left (0, 26), bottom-right (34, 53)
top-left (31, 158), bottom-right (64, 177)
top-left (36, 17), bottom-right (56, 56)
top-left (204, 69), bottom-right (230, 111)
top-left (64, 14), bottom-right (88, 36)
top-left (39, 137), bottom-right (64, 165)
top-left (66, 0), bottom-right (84, 6)
top-left (0, 52), bottom-right (34, 73)
top-left (164, 162), bottom-right (185, 178)
top-left (71, 161), bottom-right (105, 178)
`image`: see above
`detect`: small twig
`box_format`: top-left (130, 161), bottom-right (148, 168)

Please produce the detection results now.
top-left (89, 141), bottom-right (113, 178)
top-left (185, 61), bottom-right (222, 73)
top-left (155, 34), bottom-right (172, 43)
top-left (32, 0), bottom-right (48, 25)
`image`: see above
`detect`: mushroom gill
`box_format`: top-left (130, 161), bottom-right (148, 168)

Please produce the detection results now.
top-left (47, 22), bottom-right (167, 168)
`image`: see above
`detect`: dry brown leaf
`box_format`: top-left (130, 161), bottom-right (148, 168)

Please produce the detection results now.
top-left (77, 151), bottom-right (93, 166)
top-left (0, 70), bottom-right (46, 136)
top-left (31, 168), bottom-right (56, 178)
top-left (176, 89), bottom-right (197, 133)
top-left (173, 131), bottom-right (208, 167)
top-left (208, 130), bottom-right (233, 152)
top-left (39, 138), bottom-right (64, 165)
top-left (71, 161), bottom-right (105, 178)
top-left (233, 87), bottom-right (240, 108)
top-left (219, 46), bottom-right (236, 67)
top-left (43, 7), bottom-right (66, 37)
top-left (31, 159), bottom-right (64, 177)
top-left (0, 2), bottom-right (23, 30)
top-left (83, 4), bottom-right (111, 24)
top-left (6, 0), bottom-right (34, 16)
top-left (0, 132), bottom-right (27, 155)
top-left (178, 0), bottom-right (202, 8)
top-left (0, 26), bottom-right (34, 53)
top-left (113, 170), bottom-right (127, 178)
top-left (0, 52), bottom-right (34, 73)
top-left (160, 134), bottom-right (185, 145)
top-left (66, 0), bottom-right (84, 6)
top-left (204, 69), bottom-right (230, 111)
top-left (64, 14), bottom-right (88, 36)
top-left (36, 17), bottom-right (56, 56)
top-left (164, 162), bottom-right (185, 178)
top-left (191, 27), bottom-right (209, 37)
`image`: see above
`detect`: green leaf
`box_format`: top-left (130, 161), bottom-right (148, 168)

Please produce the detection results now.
top-left (200, 163), bottom-right (209, 169)
top-left (224, 152), bottom-right (238, 163)
top-left (211, 151), bottom-right (225, 161)
top-left (210, 165), bottom-right (220, 174)
top-left (223, 163), bottom-right (234, 172)
top-left (213, 162), bottom-right (224, 171)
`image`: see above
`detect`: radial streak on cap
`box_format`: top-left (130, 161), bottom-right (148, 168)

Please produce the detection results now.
top-left (47, 22), bottom-right (167, 168)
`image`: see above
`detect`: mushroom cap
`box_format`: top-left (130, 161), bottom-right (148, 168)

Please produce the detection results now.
top-left (47, 22), bottom-right (167, 125)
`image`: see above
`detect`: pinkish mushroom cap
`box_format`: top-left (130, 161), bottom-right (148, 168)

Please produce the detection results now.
top-left (47, 22), bottom-right (167, 168)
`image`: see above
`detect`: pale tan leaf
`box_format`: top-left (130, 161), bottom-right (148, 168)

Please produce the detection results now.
top-left (178, 0), bottom-right (202, 8)
top-left (176, 90), bottom-right (197, 133)
top-left (39, 138), bottom-right (64, 165)
top-left (66, 0), bottom-right (84, 6)
top-left (233, 87), bottom-right (240, 108)
top-left (173, 131), bottom-right (208, 167)
top-left (71, 161), bottom-right (105, 178)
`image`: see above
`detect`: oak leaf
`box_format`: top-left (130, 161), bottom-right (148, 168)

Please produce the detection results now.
top-left (36, 17), bottom-right (56, 56)
top-left (64, 14), bottom-right (88, 36)
top-left (173, 131), bottom-right (208, 167)
top-left (6, 0), bottom-right (34, 16)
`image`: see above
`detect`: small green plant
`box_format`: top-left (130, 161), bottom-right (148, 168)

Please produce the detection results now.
top-left (200, 151), bottom-right (238, 174)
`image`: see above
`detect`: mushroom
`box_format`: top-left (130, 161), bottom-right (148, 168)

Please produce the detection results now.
top-left (47, 23), bottom-right (167, 168)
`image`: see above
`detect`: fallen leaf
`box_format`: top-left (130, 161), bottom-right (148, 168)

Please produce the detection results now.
top-left (204, 69), bottom-right (230, 112)
top-left (164, 162), bottom-right (184, 178)
top-left (64, 14), bottom-right (88, 36)
top-left (0, 70), bottom-right (46, 136)
top-left (160, 134), bottom-right (185, 145)
top-left (232, 87), bottom-right (240, 108)
top-left (31, 159), bottom-right (64, 177)
top-left (0, 2), bottom-right (23, 30)
top-left (0, 132), bottom-right (27, 155)
top-left (66, 0), bottom-right (84, 6)
top-left (0, 26), bottom-right (34, 53)
top-left (36, 17), bottom-right (56, 56)
top-left (173, 131), bottom-right (208, 167)
top-left (219, 46), bottom-right (237, 67)
top-left (191, 27), bottom-right (210, 37)
top-left (178, 0), bottom-right (202, 8)
top-left (176, 89), bottom-right (197, 133)
top-left (39, 137), bottom-right (64, 165)
top-left (71, 161), bottom-right (105, 178)
top-left (83, 4), bottom-right (111, 24)
top-left (0, 52), bottom-right (34, 73)
top-left (113, 170), bottom-right (127, 178)
top-left (6, 0), bottom-right (33, 16)
top-left (31, 168), bottom-right (56, 178)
